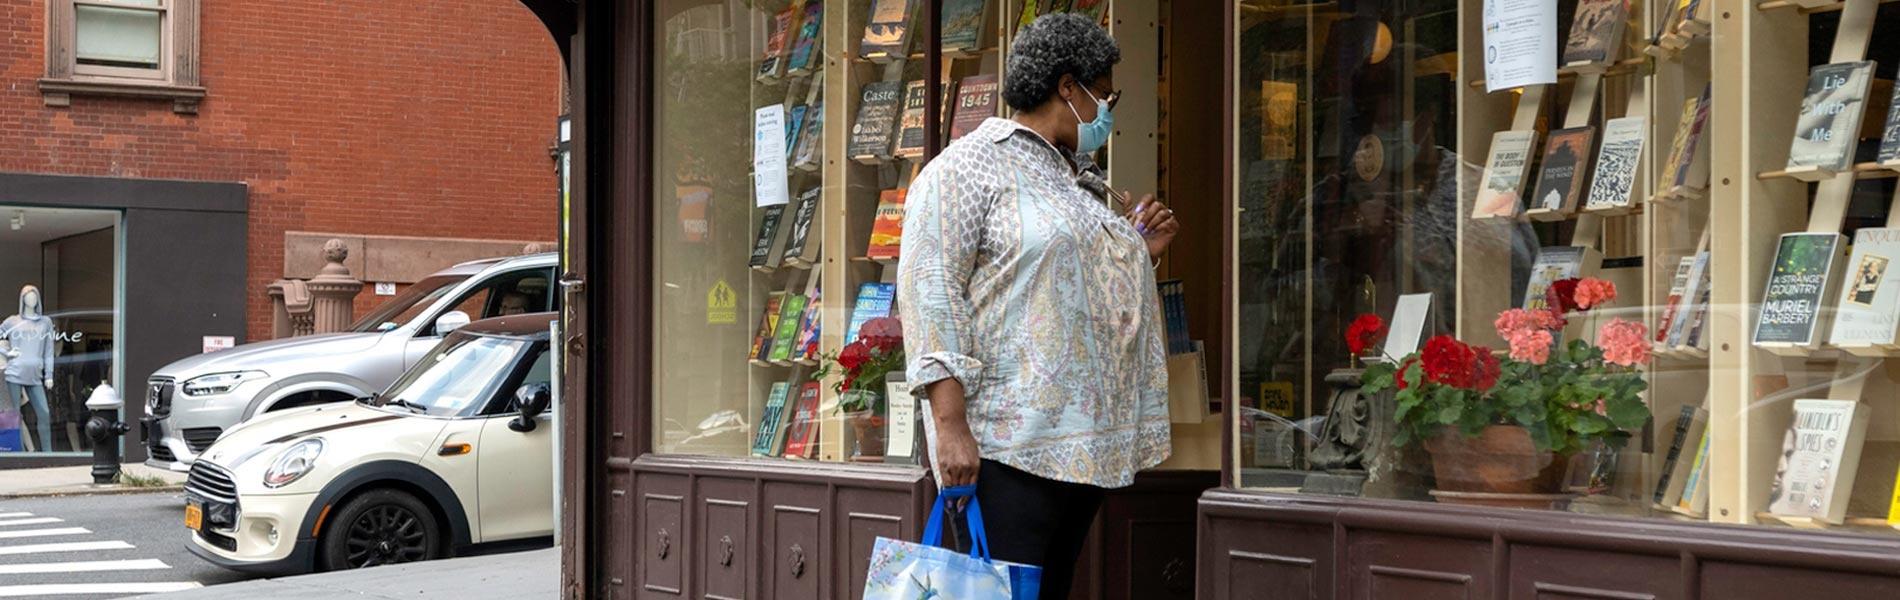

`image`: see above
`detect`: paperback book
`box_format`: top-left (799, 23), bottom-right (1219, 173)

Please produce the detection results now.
top-left (1523, 246), bottom-right (1596, 312)
top-left (1829, 228), bottom-right (1900, 351)
top-left (1654, 402), bottom-right (1710, 508)
top-left (1754, 232), bottom-right (1845, 351)
top-left (849, 81), bottom-right (905, 163)
top-left (1472, 130), bottom-right (1538, 219)
top-left (845, 282), bottom-right (897, 344)
top-left (949, 74), bottom-right (999, 142)
top-left (893, 80), bottom-right (929, 160)
top-left (1655, 257), bottom-right (1696, 345)
top-left (751, 381), bottom-right (795, 456)
top-left (782, 187), bottom-right (822, 268)
top-left (866, 189), bottom-right (907, 261)
top-left (748, 204), bottom-right (791, 271)
top-left (941, 0), bottom-right (992, 56)
top-left (1668, 84), bottom-right (1712, 196)
top-left (749, 294), bottom-right (785, 363)
top-left (1561, 0), bottom-right (1628, 69)
top-left (1675, 432), bottom-right (1712, 516)
top-left (757, 5), bottom-right (799, 81)
top-left (786, 1), bottom-right (824, 76)
top-left (1657, 95), bottom-right (1700, 196)
top-left (792, 287), bottom-right (821, 365)
top-left (1880, 82), bottom-right (1900, 169)
top-left (1529, 126), bottom-right (1596, 217)
top-left (1768, 399), bottom-right (1871, 525)
top-left (768, 294), bottom-right (808, 364)
top-left (1158, 280), bottom-right (1192, 355)
top-left (1585, 116), bottom-right (1646, 213)
top-left (861, 0), bottom-right (915, 62)
top-left (785, 104), bottom-right (809, 154)
top-left (792, 102), bottom-right (824, 171)
top-left (1665, 251), bottom-right (1711, 347)
top-left (782, 381), bottom-right (824, 459)
top-left (1786, 61), bottom-right (1875, 180)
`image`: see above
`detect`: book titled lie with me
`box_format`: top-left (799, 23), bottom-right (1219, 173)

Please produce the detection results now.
top-left (1786, 61), bottom-right (1875, 181)
top-left (1767, 399), bottom-right (1871, 525)
top-left (866, 189), bottom-right (907, 261)
top-left (1561, 0), bottom-right (1628, 70)
top-left (1528, 126), bottom-right (1596, 218)
top-left (1471, 130), bottom-right (1537, 219)
top-left (1585, 116), bottom-right (1646, 213)
top-left (1829, 228), bottom-right (1900, 352)
top-left (1754, 232), bottom-right (1845, 353)
top-left (849, 81), bottom-right (905, 163)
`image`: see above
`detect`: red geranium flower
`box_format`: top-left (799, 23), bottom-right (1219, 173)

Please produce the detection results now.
top-left (1546, 278), bottom-right (1581, 314)
top-left (1472, 348), bottom-right (1500, 391)
top-left (859, 317), bottom-right (904, 352)
top-left (838, 340), bottom-right (870, 372)
top-left (1394, 357), bottom-right (1419, 390)
top-left (1419, 335), bottom-right (1473, 387)
top-left (1345, 314), bottom-right (1387, 356)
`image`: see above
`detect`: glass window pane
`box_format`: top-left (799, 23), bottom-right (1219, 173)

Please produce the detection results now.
top-left (0, 207), bottom-right (120, 455)
top-left (75, 5), bottom-right (163, 70)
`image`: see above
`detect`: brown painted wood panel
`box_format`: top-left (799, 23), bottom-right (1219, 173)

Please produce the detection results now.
top-left (602, 470), bottom-right (635, 596)
top-left (1509, 545), bottom-right (1677, 600)
top-left (1346, 531), bottom-right (1491, 600)
top-left (762, 481), bottom-right (825, 600)
top-left (636, 473), bottom-right (688, 599)
top-left (836, 487), bottom-right (910, 600)
top-left (696, 478), bottom-right (754, 600)
top-left (1700, 561), bottom-right (1900, 599)
top-left (1199, 511), bottom-right (1332, 600)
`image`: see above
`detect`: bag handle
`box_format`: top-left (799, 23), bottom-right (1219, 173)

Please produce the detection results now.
top-left (920, 484), bottom-right (991, 561)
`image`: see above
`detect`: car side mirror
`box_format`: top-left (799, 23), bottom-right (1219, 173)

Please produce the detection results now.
top-left (434, 311), bottom-right (472, 335)
top-left (509, 383), bottom-right (552, 433)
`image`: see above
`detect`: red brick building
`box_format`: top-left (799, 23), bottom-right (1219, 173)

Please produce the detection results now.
top-left (0, 0), bottom-right (561, 463)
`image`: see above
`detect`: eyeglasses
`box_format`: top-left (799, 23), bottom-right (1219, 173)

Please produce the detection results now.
top-left (1077, 80), bottom-right (1120, 110)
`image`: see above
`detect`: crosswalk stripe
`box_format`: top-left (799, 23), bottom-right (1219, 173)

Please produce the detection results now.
top-left (0, 541), bottom-right (134, 556)
top-left (0, 582), bottom-right (202, 597)
top-left (0, 559), bottom-right (169, 575)
top-left (0, 527), bottom-right (88, 540)
top-left (0, 518), bottom-right (61, 527)
top-left (0, 514), bottom-right (30, 520)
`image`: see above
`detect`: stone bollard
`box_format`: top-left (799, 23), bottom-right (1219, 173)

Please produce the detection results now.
top-left (307, 239), bottom-right (364, 334)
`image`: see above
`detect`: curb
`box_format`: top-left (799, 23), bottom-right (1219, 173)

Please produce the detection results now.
top-left (0, 484), bottom-right (185, 500)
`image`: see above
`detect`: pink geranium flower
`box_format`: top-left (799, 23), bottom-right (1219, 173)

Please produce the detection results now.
top-left (1597, 318), bottom-right (1650, 367)
top-left (1574, 278), bottom-right (1618, 310)
top-left (1507, 329), bottom-right (1554, 365)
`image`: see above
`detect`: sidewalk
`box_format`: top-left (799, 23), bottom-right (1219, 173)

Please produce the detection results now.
top-left (0, 462), bottom-right (186, 498)
top-left (135, 547), bottom-right (558, 599)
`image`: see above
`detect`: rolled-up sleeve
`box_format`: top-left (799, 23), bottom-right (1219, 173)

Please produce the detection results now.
top-left (897, 158), bottom-right (987, 399)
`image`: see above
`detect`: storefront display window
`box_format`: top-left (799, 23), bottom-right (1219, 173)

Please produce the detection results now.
top-left (0, 207), bottom-right (119, 455)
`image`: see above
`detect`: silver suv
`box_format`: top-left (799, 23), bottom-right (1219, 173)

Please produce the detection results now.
top-left (142, 252), bottom-right (559, 471)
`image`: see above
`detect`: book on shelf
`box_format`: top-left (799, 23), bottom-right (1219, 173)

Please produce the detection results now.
top-left (1523, 246), bottom-right (1599, 312)
top-left (757, 5), bottom-right (800, 81)
top-left (941, 0), bottom-right (992, 56)
top-left (861, 0), bottom-right (915, 62)
top-left (1666, 251), bottom-right (1711, 347)
top-left (1654, 401), bottom-right (1710, 508)
top-left (893, 80), bottom-right (929, 160)
top-left (866, 188), bottom-right (907, 261)
top-left (1681, 262), bottom-right (1715, 351)
top-left (845, 282), bottom-right (897, 344)
top-left (749, 204), bottom-right (792, 271)
top-left (1561, 0), bottom-right (1628, 69)
top-left (1786, 61), bottom-right (1875, 180)
top-left (1528, 126), bottom-right (1596, 217)
top-left (1677, 0), bottom-right (1710, 35)
top-left (1767, 399), bottom-right (1871, 525)
top-left (782, 187), bottom-right (822, 269)
top-left (1655, 257), bottom-right (1696, 345)
top-left (792, 101), bottom-right (824, 171)
top-left (1645, 0), bottom-right (1682, 55)
top-left (1831, 228), bottom-right (1900, 352)
top-left (749, 294), bottom-right (786, 364)
top-left (786, 104), bottom-right (809, 154)
top-left (1890, 462), bottom-right (1900, 528)
top-left (782, 381), bottom-right (825, 459)
top-left (1879, 82), bottom-right (1900, 170)
top-left (1384, 293), bottom-right (1433, 361)
top-left (1471, 130), bottom-right (1537, 219)
top-left (752, 381), bottom-right (795, 456)
top-left (792, 286), bottom-right (821, 365)
top-left (1656, 95), bottom-right (1699, 197)
top-left (1668, 84), bottom-right (1712, 197)
top-left (1585, 116), bottom-right (1646, 213)
top-left (1157, 280), bottom-right (1192, 355)
top-left (1675, 431), bottom-right (1712, 516)
top-left (849, 81), bottom-right (905, 164)
top-left (768, 294), bottom-right (808, 364)
top-left (786, 1), bottom-right (824, 76)
top-left (949, 74), bottom-right (999, 142)
top-left (1754, 232), bottom-right (1846, 352)
top-left (1016, 0), bottom-right (1040, 31)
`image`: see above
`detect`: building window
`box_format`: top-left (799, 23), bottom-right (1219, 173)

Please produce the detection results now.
top-left (41, 0), bottom-right (203, 113)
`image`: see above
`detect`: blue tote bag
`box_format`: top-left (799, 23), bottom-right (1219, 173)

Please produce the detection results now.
top-left (862, 485), bottom-right (1042, 599)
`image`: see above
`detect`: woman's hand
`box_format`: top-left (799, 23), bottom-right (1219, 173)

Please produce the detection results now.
top-left (934, 422), bottom-right (982, 489)
top-left (1127, 193), bottom-right (1179, 258)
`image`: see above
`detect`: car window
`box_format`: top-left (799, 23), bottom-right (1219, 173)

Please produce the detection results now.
top-left (489, 345), bottom-right (553, 417)
top-left (350, 275), bottom-right (470, 333)
top-left (424, 267), bottom-right (554, 336)
top-left (375, 334), bottom-right (527, 417)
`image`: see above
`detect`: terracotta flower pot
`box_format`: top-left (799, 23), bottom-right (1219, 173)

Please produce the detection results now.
top-left (1422, 425), bottom-right (1569, 495)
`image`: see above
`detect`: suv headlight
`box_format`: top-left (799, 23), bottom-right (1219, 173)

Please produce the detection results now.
top-left (181, 371), bottom-right (268, 397)
top-left (263, 438), bottom-right (324, 488)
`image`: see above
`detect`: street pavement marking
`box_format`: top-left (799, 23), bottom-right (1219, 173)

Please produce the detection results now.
top-left (0, 514), bottom-right (30, 520)
top-left (0, 582), bottom-right (202, 597)
top-left (0, 518), bottom-right (61, 527)
top-left (0, 527), bottom-right (88, 540)
top-left (0, 541), bottom-right (134, 556)
top-left (0, 559), bottom-right (169, 575)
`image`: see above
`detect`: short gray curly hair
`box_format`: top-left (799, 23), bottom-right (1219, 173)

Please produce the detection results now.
top-left (1002, 13), bottom-right (1120, 112)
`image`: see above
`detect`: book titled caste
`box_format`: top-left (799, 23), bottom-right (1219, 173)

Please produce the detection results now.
top-left (850, 81), bottom-right (905, 163)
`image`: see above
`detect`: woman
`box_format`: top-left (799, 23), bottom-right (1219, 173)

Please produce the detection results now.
top-left (897, 13), bottom-right (1179, 598)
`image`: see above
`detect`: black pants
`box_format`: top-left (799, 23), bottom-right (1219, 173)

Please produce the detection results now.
top-left (944, 459), bottom-right (1106, 600)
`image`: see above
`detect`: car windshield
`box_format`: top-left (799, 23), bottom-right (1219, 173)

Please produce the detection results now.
top-left (349, 275), bottom-right (470, 333)
top-left (369, 334), bottom-right (526, 417)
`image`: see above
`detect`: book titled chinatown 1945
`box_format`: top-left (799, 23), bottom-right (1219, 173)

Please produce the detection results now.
top-left (1754, 232), bottom-right (1846, 353)
top-left (1786, 61), bottom-right (1875, 181)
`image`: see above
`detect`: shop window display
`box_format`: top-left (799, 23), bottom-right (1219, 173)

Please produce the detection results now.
top-left (0, 208), bottom-right (119, 455)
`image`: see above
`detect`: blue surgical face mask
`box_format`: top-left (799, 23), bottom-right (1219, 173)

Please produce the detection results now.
top-left (1064, 84), bottom-right (1113, 155)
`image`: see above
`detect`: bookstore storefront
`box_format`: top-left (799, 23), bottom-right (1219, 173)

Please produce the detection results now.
top-left (564, 0), bottom-right (1900, 598)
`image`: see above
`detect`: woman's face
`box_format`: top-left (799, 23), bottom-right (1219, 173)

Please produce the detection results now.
top-left (1062, 74), bottom-right (1117, 125)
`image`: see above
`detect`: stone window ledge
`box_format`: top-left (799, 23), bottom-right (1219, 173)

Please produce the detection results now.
top-left (39, 78), bottom-right (206, 114)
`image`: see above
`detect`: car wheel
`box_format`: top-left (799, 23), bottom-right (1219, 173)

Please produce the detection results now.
top-left (318, 488), bottom-right (443, 571)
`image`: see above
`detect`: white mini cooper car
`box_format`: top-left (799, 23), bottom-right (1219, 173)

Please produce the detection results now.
top-left (183, 313), bottom-right (557, 574)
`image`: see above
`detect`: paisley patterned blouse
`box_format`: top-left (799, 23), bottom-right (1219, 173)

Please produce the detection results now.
top-left (898, 117), bottom-right (1171, 489)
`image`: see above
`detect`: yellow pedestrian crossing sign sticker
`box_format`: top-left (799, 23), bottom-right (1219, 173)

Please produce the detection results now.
top-left (707, 280), bottom-right (737, 324)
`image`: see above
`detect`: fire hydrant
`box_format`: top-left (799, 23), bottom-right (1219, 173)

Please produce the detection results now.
top-left (84, 383), bottom-right (130, 485)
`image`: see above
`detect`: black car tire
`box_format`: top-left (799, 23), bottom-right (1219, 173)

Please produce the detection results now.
top-left (318, 488), bottom-right (444, 571)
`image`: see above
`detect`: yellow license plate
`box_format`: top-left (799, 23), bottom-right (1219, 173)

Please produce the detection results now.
top-left (185, 503), bottom-right (202, 531)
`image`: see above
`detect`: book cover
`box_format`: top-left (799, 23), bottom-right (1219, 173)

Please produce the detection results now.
top-left (793, 290), bottom-right (821, 364)
top-left (1655, 403), bottom-right (1710, 507)
top-left (1472, 130), bottom-right (1538, 219)
top-left (942, 0), bottom-right (990, 55)
top-left (1830, 228), bottom-right (1900, 348)
top-left (1677, 432), bottom-right (1712, 515)
top-left (1017, 0), bottom-right (1040, 31)
top-left (1562, 0), bottom-right (1628, 66)
top-left (1755, 233), bottom-right (1845, 347)
top-left (748, 204), bottom-right (790, 270)
top-left (849, 81), bottom-right (905, 163)
top-left (785, 104), bottom-right (809, 154)
top-left (782, 187), bottom-right (822, 268)
top-left (1672, 84), bottom-right (1712, 192)
top-left (782, 381), bottom-right (825, 459)
top-left (1879, 82), bottom-right (1900, 166)
top-left (1658, 95), bottom-right (1700, 193)
top-left (1683, 279), bottom-right (1714, 350)
top-left (1523, 246), bottom-right (1592, 311)
top-left (1586, 116), bottom-right (1646, 211)
top-left (1655, 256), bottom-right (1696, 344)
top-left (861, 0), bottom-right (914, 61)
top-left (1787, 61), bottom-right (1875, 175)
top-left (845, 282), bottom-right (897, 344)
top-left (866, 189), bottom-right (907, 261)
top-left (1666, 250), bottom-right (1711, 347)
top-left (757, 5), bottom-right (799, 81)
top-left (792, 101), bottom-right (825, 171)
top-left (749, 294), bottom-right (785, 362)
top-left (769, 294), bottom-right (808, 364)
top-left (893, 80), bottom-right (928, 160)
top-left (752, 381), bottom-right (794, 456)
top-left (787, 1), bottom-right (824, 75)
top-left (949, 74), bottom-right (999, 142)
top-left (1768, 399), bottom-right (1871, 524)
top-left (1530, 126), bottom-right (1596, 215)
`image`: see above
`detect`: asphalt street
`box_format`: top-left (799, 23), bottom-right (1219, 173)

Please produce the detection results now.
top-left (0, 492), bottom-right (258, 599)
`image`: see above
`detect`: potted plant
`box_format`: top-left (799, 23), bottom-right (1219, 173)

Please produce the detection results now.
top-left (815, 316), bottom-right (904, 460)
top-left (1359, 278), bottom-right (1650, 507)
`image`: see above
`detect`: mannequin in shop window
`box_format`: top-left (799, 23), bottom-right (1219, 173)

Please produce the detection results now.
top-left (0, 285), bottom-right (56, 452)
